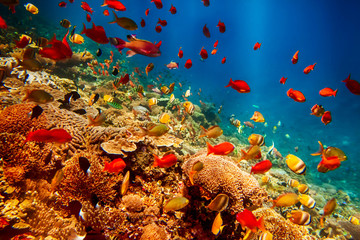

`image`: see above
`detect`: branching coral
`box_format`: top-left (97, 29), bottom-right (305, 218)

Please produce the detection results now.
top-left (182, 151), bottom-right (268, 213)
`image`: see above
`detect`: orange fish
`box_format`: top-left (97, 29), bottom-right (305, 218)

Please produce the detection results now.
top-left (251, 160), bottom-right (272, 174)
top-left (211, 49), bottom-right (218, 55)
top-left (292, 50), bottom-right (299, 64)
top-left (342, 74), bottom-right (360, 95)
top-left (221, 57), bottom-right (226, 64)
top-left (184, 59), bottom-right (192, 69)
top-left (310, 104), bottom-right (325, 117)
top-left (155, 25), bottom-right (162, 33)
top-left (320, 198), bottom-right (336, 227)
top-left (151, 0), bottom-right (163, 9)
top-left (321, 111), bottom-right (332, 125)
top-left (272, 193), bottom-right (299, 208)
top-left (225, 78), bottom-right (250, 93)
top-left (217, 20), bottom-right (225, 33)
top-left (145, 8), bottom-right (149, 16)
top-left (280, 77), bottom-right (287, 84)
top-left (213, 40), bottom-right (218, 48)
top-left (157, 18), bottom-right (167, 26)
top-left (178, 47), bottom-right (183, 58)
top-left (206, 142), bottom-right (234, 156)
top-left (169, 4), bottom-right (176, 14)
top-left (287, 88), bottom-right (306, 102)
top-left (153, 153), bottom-right (177, 168)
top-left (140, 18), bottom-right (145, 27)
top-left (103, 158), bottom-right (126, 174)
top-left (145, 63), bottom-right (154, 76)
top-left (236, 209), bottom-right (265, 233)
top-left (101, 0), bottom-right (126, 11)
top-left (240, 145), bottom-right (262, 161)
top-left (103, 9), bottom-right (109, 16)
top-left (250, 111), bottom-right (265, 123)
top-left (319, 88), bottom-right (337, 97)
top-left (318, 155), bottom-right (341, 172)
top-left (303, 63), bottom-right (316, 74)
top-left (199, 47), bottom-right (208, 60)
top-left (0, 16), bottom-right (7, 29)
top-left (203, 24), bottom-right (210, 38)
top-left (81, 1), bottom-right (94, 14)
top-left (253, 42), bottom-right (261, 50)
top-left (86, 13), bottom-right (91, 22)
top-left (110, 35), bottom-right (161, 57)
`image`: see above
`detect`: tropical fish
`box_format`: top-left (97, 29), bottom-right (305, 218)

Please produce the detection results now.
top-left (15, 34), bottom-right (31, 48)
top-left (88, 109), bottom-right (106, 126)
top-left (311, 141), bottom-right (347, 161)
top-left (164, 196), bottom-right (189, 211)
top-left (24, 3), bottom-right (38, 14)
top-left (112, 67), bottom-right (119, 76)
top-left (320, 198), bottom-right (337, 226)
top-left (349, 216), bottom-right (360, 225)
top-left (120, 171), bottom-right (130, 195)
top-left (58, 91), bottom-right (80, 108)
top-left (157, 18), bottom-right (167, 26)
top-left (310, 104), bottom-right (325, 117)
top-left (211, 49), bottom-right (218, 55)
top-left (236, 209), bottom-right (265, 233)
top-left (189, 161), bottom-right (204, 185)
top-left (103, 9), bottom-right (109, 16)
top-left (319, 87), bottom-right (337, 97)
top-left (25, 129), bottom-right (72, 143)
top-left (199, 47), bottom-right (208, 60)
top-left (321, 111), bottom-right (332, 125)
top-left (287, 88), bottom-right (306, 102)
top-left (0, 16), bottom-right (7, 29)
top-left (103, 158), bottom-right (126, 174)
top-left (248, 134), bottom-right (265, 146)
top-left (104, 95), bottom-right (123, 109)
top-left (251, 160), bottom-right (272, 174)
top-left (169, 4), bottom-right (176, 14)
top-left (166, 61), bottom-right (179, 69)
top-left (202, 0), bottom-right (210, 7)
top-left (217, 20), bottom-right (225, 33)
top-left (140, 18), bottom-right (145, 27)
top-left (145, 8), bottom-right (149, 16)
top-left (185, 89), bottom-right (191, 97)
top-left (23, 89), bottom-right (54, 104)
top-left (285, 154), bottom-right (306, 175)
top-left (288, 210), bottom-right (311, 225)
top-left (60, 19), bottom-right (71, 28)
top-left (148, 97), bottom-right (158, 108)
top-left (207, 142), bottom-right (234, 156)
top-left (292, 50), bottom-right (299, 64)
top-left (109, 11), bottom-right (137, 30)
top-left (151, 0), bottom-right (162, 9)
top-left (178, 47), bottom-right (183, 58)
top-left (159, 112), bottom-right (170, 124)
top-left (259, 231), bottom-right (273, 240)
top-left (287, 179), bottom-right (299, 188)
top-left (184, 59), bottom-right (192, 69)
top-left (39, 31), bottom-right (73, 60)
top-left (272, 193), bottom-right (298, 208)
top-left (69, 33), bottom-right (84, 44)
top-left (96, 48), bottom-right (102, 56)
top-left (155, 25), bottom-right (162, 33)
top-left (101, 0), bottom-right (126, 11)
top-left (183, 101), bottom-right (195, 114)
top-left (342, 74), bottom-right (360, 95)
top-left (110, 35), bottom-right (161, 57)
top-left (244, 121), bottom-right (254, 128)
top-left (253, 42), bottom-right (261, 50)
top-left (225, 78), bottom-right (250, 93)
top-left (298, 194), bottom-right (316, 209)
top-left (250, 111), bottom-right (265, 123)
top-left (303, 63), bottom-right (316, 74)
top-left (207, 194), bottom-right (229, 212)
top-left (199, 125), bottom-right (223, 138)
top-left (280, 77), bottom-right (287, 84)
top-left (58, 1), bottom-right (67, 7)
top-left (240, 145), bottom-right (262, 161)
top-left (50, 169), bottom-right (64, 192)
top-left (153, 152), bottom-right (177, 168)
top-left (221, 56), bottom-right (226, 64)
top-left (203, 24), bottom-right (210, 38)
top-left (141, 123), bottom-right (169, 136)
top-left (81, 1), bottom-right (93, 14)
top-left (81, 23), bottom-right (109, 44)
top-left (297, 184), bottom-right (309, 194)
top-left (212, 212), bottom-right (225, 235)
top-left (86, 13), bottom-right (91, 22)
top-left (145, 63), bottom-right (154, 76)
top-left (169, 94), bottom-right (175, 103)
top-left (88, 93), bottom-right (99, 106)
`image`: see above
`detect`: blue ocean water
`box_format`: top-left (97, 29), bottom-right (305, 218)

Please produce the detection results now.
top-left (2, 0), bottom-right (360, 199)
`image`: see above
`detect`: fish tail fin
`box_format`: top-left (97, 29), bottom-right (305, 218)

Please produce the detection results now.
top-left (108, 10), bottom-right (118, 24)
top-left (153, 154), bottom-right (160, 167)
top-left (333, 89), bottom-right (338, 97)
top-left (224, 78), bottom-right (233, 88)
top-left (139, 127), bottom-right (148, 136)
top-left (311, 141), bottom-right (324, 156)
top-left (101, 0), bottom-right (108, 7)
top-left (87, 115), bottom-right (96, 126)
top-left (81, 23), bottom-right (86, 35)
top-left (240, 149), bottom-right (247, 160)
top-left (198, 125), bottom-right (207, 138)
top-left (258, 216), bottom-right (266, 232)
top-left (206, 142), bottom-right (214, 156)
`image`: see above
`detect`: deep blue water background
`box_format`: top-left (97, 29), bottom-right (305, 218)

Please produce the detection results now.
top-left (2, 1), bottom-right (360, 199)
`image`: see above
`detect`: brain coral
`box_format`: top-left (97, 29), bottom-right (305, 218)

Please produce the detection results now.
top-left (182, 151), bottom-right (268, 212)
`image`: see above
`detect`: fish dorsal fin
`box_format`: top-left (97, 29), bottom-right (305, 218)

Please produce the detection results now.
top-left (127, 35), bottom-right (137, 41)
top-left (92, 22), bottom-right (96, 29)
top-left (147, 122), bottom-right (157, 130)
top-left (155, 40), bottom-right (162, 48)
top-left (163, 150), bottom-right (175, 157)
top-left (311, 141), bottom-right (324, 156)
top-left (208, 125), bottom-right (219, 131)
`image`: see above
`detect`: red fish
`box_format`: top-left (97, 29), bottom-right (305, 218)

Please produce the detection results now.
top-left (203, 24), bottom-right (210, 38)
top-left (321, 111), bottom-right (332, 125)
top-left (342, 74), bottom-right (360, 95)
top-left (118, 73), bottom-right (129, 84)
top-left (103, 158), bottom-right (126, 174)
top-left (69, 0), bottom-right (74, 3)
top-left (86, 13), bottom-right (91, 22)
top-left (225, 78), bottom-right (250, 93)
top-left (0, 16), bottom-right (7, 29)
top-left (221, 57), bottom-right (226, 64)
top-left (26, 129), bottom-right (72, 143)
top-left (202, 0), bottom-right (210, 7)
top-left (140, 18), bottom-right (145, 27)
top-left (214, 40), bottom-right (218, 48)
top-left (101, 0), bottom-right (126, 11)
top-left (110, 35), bottom-right (161, 57)
top-left (81, 1), bottom-right (93, 14)
top-left (318, 155), bottom-right (340, 172)
top-left (153, 153), bottom-right (177, 168)
top-left (81, 23), bottom-right (109, 44)
top-left (151, 0), bottom-right (163, 9)
top-left (304, 63), bottom-right (316, 74)
top-left (157, 18), bottom-right (167, 27)
top-left (253, 42), bottom-right (261, 50)
top-left (280, 77), bottom-right (287, 84)
top-left (251, 160), bottom-right (272, 174)
top-left (15, 36), bottom-right (30, 48)
top-left (169, 4), bottom-right (176, 14)
top-left (292, 50), bottom-right (299, 64)
top-left (217, 20), bottom-right (225, 33)
top-left (319, 88), bottom-right (337, 97)
top-left (311, 104), bottom-right (325, 117)
top-left (155, 25), bottom-right (162, 33)
top-left (287, 88), bottom-right (305, 102)
top-left (145, 8), bottom-right (149, 16)
top-left (178, 47), bottom-right (183, 58)
top-left (236, 209), bottom-right (265, 233)
top-left (206, 142), bottom-right (234, 156)
top-left (184, 59), bottom-right (192, 69)
top-left (39, 31), bottom-right (73, 60)
top-left (103, 9), bottom-right (109, 16)
top-left (199, 47), bottom-right (208, 60)
top-left (59, 1), bottom-right (67, 7)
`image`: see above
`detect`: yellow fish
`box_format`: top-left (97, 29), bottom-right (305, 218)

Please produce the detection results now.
top-left (148, 97), bottom-right (158, 108)
top-left (287, 179), bottom-right (299, 188)
top-left (259, 231), bottom-right (273, 240)
top-left (24, 3), bottom-right (38, 14)
top-left (288, 210), bottom-right (311, 225)
top-left (298, 194), bottom-right (316, 209)
top-left (261, 175), bottom-right (270, 184)
top-left (272, 193), bottom-right (298, 208)
top-left (199, 125), bottom-right (223, 138)
top-left (349, 216), bottom-right (360, 225)
top-left (248, 133), bottom-right (265, 146)
top-left (183, 101), bottom-right (195, 115)
top-left (169, 93), bottom-right (175, 103)
top-left (212, 212), bottom-right (225, 235)
top-left (286, 154), bottom-right (306, 175)
top-left (164, 196), bottom-right (189, 211)
top-left (159, 112), bottom-right (170, 124)
top-left (297, 184), bottom-right (309, 194)
top-left (69, 34), bottom-right (84, 44)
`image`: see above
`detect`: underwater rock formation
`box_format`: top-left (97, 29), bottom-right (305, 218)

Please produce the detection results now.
top-left (182, 151), bottom-right (268, 212)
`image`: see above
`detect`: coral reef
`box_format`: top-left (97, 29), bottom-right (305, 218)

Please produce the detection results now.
top-left (140, 223), bottom-right (168, 240)
top-left (182, 151), bottom-right (269, 212)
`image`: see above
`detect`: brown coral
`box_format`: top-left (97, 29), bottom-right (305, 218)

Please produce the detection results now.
top-left (182, 151), bottom-right (268, 212)
top-left (122, 194), bottom-right (144, 212)
top-left (252, 208), bottom-right (317, 240)
top-left (140, 223), bottom-right (168, 240)
top-left (101, 138), bottom-right (137, 157)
